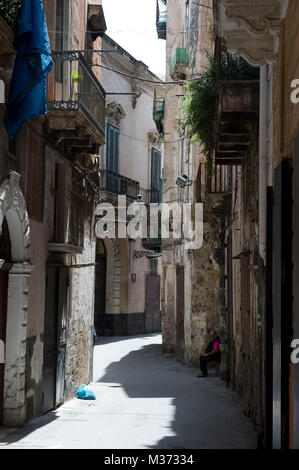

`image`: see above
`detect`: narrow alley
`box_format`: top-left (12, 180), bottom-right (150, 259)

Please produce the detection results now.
top-left (1, 0), bottom-right (299, 453)
top-left (0, 335), bottom-right (256, 449)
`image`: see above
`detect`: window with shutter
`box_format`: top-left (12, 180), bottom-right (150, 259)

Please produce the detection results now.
top-left (106, 124), bottom-right (120, 193)
top-left (151, 148), bottom-right (161, 203)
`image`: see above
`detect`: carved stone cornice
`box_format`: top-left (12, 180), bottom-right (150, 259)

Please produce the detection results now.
top-left (0, 171), bottom-right (31, 262)
top-left (224, 30), bottom-right (277, 67)
top-left (223, 1), bottom-right (281, 37)
top-left (148, 129), bottom-right (162, 146)
top-left (106, 101), bottom-right (126, 126)
top-left (131, 82), bottom-right (143, 109)
top-left (221, 0), bottom-right (282, 66)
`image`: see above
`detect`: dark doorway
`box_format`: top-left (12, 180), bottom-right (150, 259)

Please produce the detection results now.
top-left (272, 159), bottom-right (293, 449)
top-left (145, 273), bottom-right (161, 333)
top-left (241, 253), bottom-right (251, 414)
top-left (176, 265), bottom-right (185, 361)
top-left (94, 239), bottom-right (107, 336)
top-left (42, 265), bottom-right (69, 413)
top-left (0, 217), bottom-right (11, 425)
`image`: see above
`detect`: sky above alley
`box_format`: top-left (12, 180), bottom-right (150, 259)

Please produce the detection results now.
top-left (102, 0), bottom-right (166, 78)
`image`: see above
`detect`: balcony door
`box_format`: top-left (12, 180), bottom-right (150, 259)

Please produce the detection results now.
top-left (151, 148), bottom-right (161, 203)
top-left (55, 0), bottom-right (70, 100)
top-left (106, 124), bottom-right (119, 193)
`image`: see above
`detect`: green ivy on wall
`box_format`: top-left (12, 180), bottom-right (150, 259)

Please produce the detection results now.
top-left (0, 0), bottom-right (22, 32)
top-left (181, 50), bottom-right (259, 158)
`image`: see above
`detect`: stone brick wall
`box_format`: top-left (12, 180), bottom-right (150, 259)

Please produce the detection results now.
top-left (64, 229), bottom-right (96, 399)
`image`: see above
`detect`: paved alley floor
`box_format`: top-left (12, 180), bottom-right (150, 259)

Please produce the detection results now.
top-left (0, 334), bottom-right (257, 449)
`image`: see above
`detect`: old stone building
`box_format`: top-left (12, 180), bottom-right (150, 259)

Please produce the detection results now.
top-left (159, 0), bottom-right (299, 451)
top-left (217, 0), bottom-right (299, 450)
top-left (0, 0), bottom-right (107, 425)
top-left (93, 33), bottom-right (163, 336)
top-left (159, 0), bottom-right (228, 366)
top-left (0, 0), bottom-right (164, 428)
top-left (160, 0), bottom-right (263, 439)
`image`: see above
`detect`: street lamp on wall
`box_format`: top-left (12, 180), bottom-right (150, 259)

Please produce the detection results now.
top-left (176, 174), bottom-right (193, 188)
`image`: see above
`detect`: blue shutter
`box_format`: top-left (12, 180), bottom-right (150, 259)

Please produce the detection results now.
top-left (151, 148), bottom-right (161, 203)
top-left (106, 124), bottom-right (120, 192)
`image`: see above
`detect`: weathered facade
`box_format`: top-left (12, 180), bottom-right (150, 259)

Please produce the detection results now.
top-left (160, 0), bottom-right (228, 366)
top-left (157, 0), bottom-right (299, 451)
top-left (93, 34), bottom-right (163, 336)
top-left (159, 0), bottom-right (299, 450)
top-left (0, 0), bottom-right (107, 425)
top-left (218, 0), bottom-right (299, 449)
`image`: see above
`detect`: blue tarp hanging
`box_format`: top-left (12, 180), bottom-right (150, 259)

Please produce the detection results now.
top-left (4, 0), bottom-right (53, 139)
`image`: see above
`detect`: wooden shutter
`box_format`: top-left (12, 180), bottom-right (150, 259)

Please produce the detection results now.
top-left (106, 124), bottom-right (119, 173)
top-left (151, 148), bottom-right (161, 203)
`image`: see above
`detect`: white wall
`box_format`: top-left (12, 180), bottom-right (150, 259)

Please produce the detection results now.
top-left (100, 42), bottom-right (161, 192)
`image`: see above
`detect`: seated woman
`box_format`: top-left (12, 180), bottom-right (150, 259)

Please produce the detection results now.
top-left (197, 330), bottom-right (221, 377)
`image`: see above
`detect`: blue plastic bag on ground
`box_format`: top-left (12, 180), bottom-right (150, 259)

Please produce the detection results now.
top-left (76, 384), bottom-right (96, 400)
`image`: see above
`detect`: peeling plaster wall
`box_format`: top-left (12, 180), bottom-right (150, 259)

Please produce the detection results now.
top-left (64, 228), bottom-right (96, 399)
top-left (63, 158), bottom-right (96, 399)
top-left (25, 220), bottom-right (49, 420)
top-left (162, 0), bottom-right (217, 363)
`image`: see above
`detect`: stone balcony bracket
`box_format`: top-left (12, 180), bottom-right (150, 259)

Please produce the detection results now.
top-left (220, 0), bottom-right (282, 67)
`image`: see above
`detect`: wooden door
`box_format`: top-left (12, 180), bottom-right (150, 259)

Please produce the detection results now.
top-left (55, 268), bottom-right (69, 405)
top-left (94, 255), bottom-right (106, 336)
top-left (176, 265), bottom-right (185, 361)
top-left (43, 266), bottom-right (69, 412)
top-left (151, 148), bottom-right (161, 203)
top-left (145, 274), bottom-right (161, 333)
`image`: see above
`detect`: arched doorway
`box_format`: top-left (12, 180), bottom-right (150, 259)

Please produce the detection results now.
top-left (94, 239), bottom-right (107, 336)
top-left (0, 217), bottom-right (11, 425)
top-left (0, 171), bottom-right (32, 426)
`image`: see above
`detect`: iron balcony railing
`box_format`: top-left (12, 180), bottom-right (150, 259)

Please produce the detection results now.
top-left (219, 52), bottom-right (260, 81)
top-left (153, 99), bottom-right (165, 135)
top-left (99, 169), bottom-right (139, 199)
top-left (207, 165), bottom-right (232, 194)
top-left (153, 99), bottom-right (165, 123)
top-left (48, 51), bottom-right (106, 139)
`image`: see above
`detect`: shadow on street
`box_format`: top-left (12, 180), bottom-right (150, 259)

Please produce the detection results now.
top-left (96, 341), bottom-right (257, 449)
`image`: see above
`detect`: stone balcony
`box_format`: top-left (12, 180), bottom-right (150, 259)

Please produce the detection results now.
top-left (214, 79), bottom-right (259, 165)
top-left (44, 51), bottom-right (106, 160)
